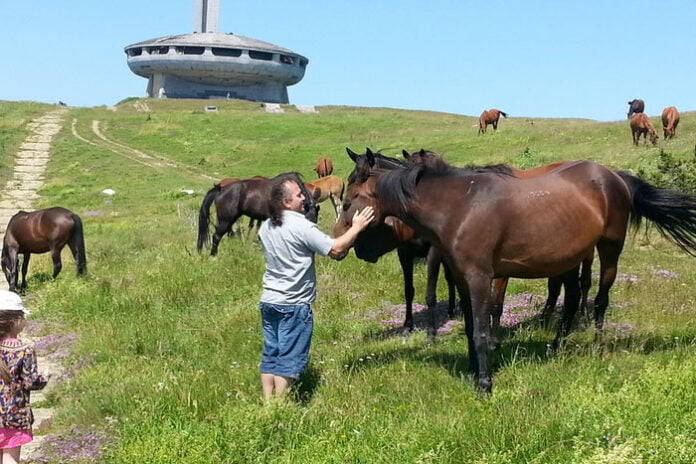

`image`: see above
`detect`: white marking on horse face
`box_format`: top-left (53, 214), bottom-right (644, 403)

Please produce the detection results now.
top-left (527, 190), bottom-right (551, 198)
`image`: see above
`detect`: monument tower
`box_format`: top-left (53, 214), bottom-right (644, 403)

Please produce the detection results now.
top-left (124, 0), bottom-right (308, 103)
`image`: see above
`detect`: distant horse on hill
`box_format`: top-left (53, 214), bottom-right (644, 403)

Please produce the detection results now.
top-left (630, 113), bottom-right (659, 146)
top-left (314, 157), bottom-right (334, 178)
top-left (2, 207), bottom-right (86, 292)
top-left (627, 99), bottom-right (645, 118)
top-left (197, 173), bottom-right (318, 255)
top-left (661, 106), bottom-right (680, 139)
top-left (478, 109), bottom-right (508, 135)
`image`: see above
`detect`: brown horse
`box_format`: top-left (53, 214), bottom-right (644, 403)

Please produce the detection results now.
top-left (314, 157), bottom-right (334, 178)
top-left (403, 149), bottom-right (595, 346)
top-left (197, 173), bottom-right (318, 255)
top-left (1, 207), bottom-right (87, 292)
top-left (339, 148), bottom-right (456, 336)
top-left (478, 109), bottom-right (508, 135)
top-left (339, 156), bottom-right (696, 392)
top-left (627, 99), bottom-right (645, 118)
top-left (304, 175), bottom-right (345, 220)
top-left (661, 106), bottom-right (680, 139)
top-left (630, 113), bottom-right (659, 146)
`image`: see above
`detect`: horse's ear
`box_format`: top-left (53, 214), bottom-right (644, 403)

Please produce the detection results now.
top-left (366, 147), bottom-right (374, 156)
top-left (346, 147), bottom-right (358, 163)
top-left (402, 149), bottom-right (411, 160)
top-left (418, 148), bottom-right (427, 156)
top-left (366, 148), bottom-right (375, 167)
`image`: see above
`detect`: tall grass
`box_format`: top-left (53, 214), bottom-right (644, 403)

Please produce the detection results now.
top-left (10, 98), bottom-right (696, 463)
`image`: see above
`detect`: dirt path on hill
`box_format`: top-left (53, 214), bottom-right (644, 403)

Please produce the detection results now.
top-left (70, 118), bottom-right (217, 181)
top-left (0, 107), bottom-right (69, 459)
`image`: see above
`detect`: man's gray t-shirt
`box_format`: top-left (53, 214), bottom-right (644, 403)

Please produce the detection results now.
top-left (258, 210), bottom-right (335, 304)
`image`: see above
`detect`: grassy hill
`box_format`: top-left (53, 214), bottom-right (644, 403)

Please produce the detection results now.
top-left (5, 99), bottom-right (696, 463)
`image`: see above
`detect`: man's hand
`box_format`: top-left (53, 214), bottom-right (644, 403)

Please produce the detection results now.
top-left (352, 206), bottom-right (375, 231)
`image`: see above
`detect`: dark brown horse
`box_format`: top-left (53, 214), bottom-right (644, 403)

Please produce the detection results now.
top-left (340, 148), bottom-right (456, 335)
top-left (197, 173), bottom-right (318, 256)
top-left (478, 109), bottom-right (508, 135)
top-left (314, 157), bottom-right (334, 178)
top-left (661, 106), bottom-right (680, 139)
top-left (1, 207), bottom-right (87, 292)
top-left (402, 149), bottom-right (595, 346)
top-left (340, 156), bottom-right (696, 392)
top-left (627, 99), bottom-right (645, 118)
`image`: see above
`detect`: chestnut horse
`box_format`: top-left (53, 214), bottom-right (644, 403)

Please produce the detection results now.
top-left (304, 175), bottom-right (345, 220)
top-left (661, 106), bottom-right (680, 139)
top-left (627, 99), bottom-right (645, 118)
top-left (340, 156), bottom-right (696, 392)
top-left (314, 157), bottom-right (334, 178)
top-left (478, 109), bottom-right (508, 135)
top-left (197, 173), bottom-right (318, 255)
top-left (2, 207), bottom-right (87, 292)
top-left (630, 113), bottom-right (659, 146)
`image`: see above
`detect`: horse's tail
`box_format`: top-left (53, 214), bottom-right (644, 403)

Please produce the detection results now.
top-left (499, 111), bottom-right (508, 118)
top-left (70, 214), bottom-right (87, 275)
top-left (197, 184), bottom-right (221, 252)
top-left (617, 171), bottom-right (696, 256)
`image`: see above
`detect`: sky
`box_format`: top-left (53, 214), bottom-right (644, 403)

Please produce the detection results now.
top-left (3, 0), bottom-right (695, 121)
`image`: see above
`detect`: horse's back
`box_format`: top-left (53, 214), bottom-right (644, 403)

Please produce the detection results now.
top-left (5, 207), bottom-right (77, 252)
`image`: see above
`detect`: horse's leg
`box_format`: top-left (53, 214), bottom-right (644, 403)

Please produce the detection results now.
top-left (593, 240), bottom-right (622, 332)
top-left (465, 271), bottom-right (493, 392)
top-left (579, 252), bottom-right (594, 324)
top-left (330, 194), bottom-right (340, 222)
top-left (492, 120), bottom-right (498, 131)
top-left (211, 214), bottom-right (239, 256)
top-left (397, 247), bottom-right (416, 335)
top-left (20, 253), bottom-right (30, 291)
top-left (443, 261), bottom-right (456, 318)
top-left (4, 249), bottom-right (19, 293)
top-left (489, 277), bottom-right (509, 350)
top-left (542, 276), bottom-right (563, 322)
top-left (424, 247), bottom-right (442, 339)
top-left (50, 248), bottom-right (63, 279)
top-left (552, 266), bottom-right (581, 348)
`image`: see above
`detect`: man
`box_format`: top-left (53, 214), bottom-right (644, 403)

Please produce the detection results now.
top-left (258, 173), bottom-right (374, 399)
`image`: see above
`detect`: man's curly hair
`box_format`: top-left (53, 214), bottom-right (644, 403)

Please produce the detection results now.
top-left (268, 172), bottom-right (304, 226)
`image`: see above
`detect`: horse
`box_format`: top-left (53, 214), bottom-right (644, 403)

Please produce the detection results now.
top-left (340, 156), bottom-right (696, 392)
top-left (661, 106), bottom-right (680, 139)
top-left (215, 176), bottom-right (267, 232)
top-left (339, 148), bottom-right (456, 336)
top-left (1, 207), bottom-right (87, 293)
top-left (478, 109), bottom-right (508, 135)
top-left (402, 149), bottom-right (595, 345)
top-left (197, 173), bottom-right (318, 256)
top-left (627, 99), bottom-right (645, 118)
top-left (630, 113), bottom-right (659, 146)
top-left (314, 157), bottom-right (334, 178)
top-left (304, 175), bottom-right (345, 220)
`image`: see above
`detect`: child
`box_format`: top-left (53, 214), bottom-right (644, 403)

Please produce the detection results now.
top-left (0, 290), bottom-right (47, 464)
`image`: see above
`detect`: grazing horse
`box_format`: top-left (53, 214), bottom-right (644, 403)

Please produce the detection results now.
top-left (197, 173), bottom-right (318, 256)
top-left (314, 157), bottom-right (334, 178)
top-left (478, 109), bottom-right (508, 135)
top-left (661, 106), bottom-right (680, 139)
top-left (627, 99), bottom-right (645, 118)
top-left (304, 175), bottom-right (345, 220)
top-left (339, 148), bottom-right (456, 335)
top-left (1, 207), bottom-right (87, 292)
top-left (630, 113), bottom-right (659, 146)
top-left (340, 156), bottom-right (696, 392)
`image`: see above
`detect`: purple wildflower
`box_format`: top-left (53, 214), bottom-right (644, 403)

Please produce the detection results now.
top-left (26, 425), bottom-right (114, 464)
top-left (651, 269), bottom-right (679, 279)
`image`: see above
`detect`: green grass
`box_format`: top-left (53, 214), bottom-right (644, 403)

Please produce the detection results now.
top-left (9, 98), bottom-right (696, 463)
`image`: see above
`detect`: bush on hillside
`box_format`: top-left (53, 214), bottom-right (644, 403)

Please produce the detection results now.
top-left (637, 149), bottom-right (696, 194)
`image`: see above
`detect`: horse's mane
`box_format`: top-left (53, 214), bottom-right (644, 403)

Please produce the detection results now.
top-left (375, 158), bottom-right (514, 215)
top-left (347, 150), bottom-right (406, 183)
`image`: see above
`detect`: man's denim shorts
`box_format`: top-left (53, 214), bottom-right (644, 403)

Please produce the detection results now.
top-left (259, 302), bottom-right (313, 379)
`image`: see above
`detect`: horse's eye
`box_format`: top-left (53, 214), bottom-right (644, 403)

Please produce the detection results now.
top-left (342, 201), bottom-right (351, 212)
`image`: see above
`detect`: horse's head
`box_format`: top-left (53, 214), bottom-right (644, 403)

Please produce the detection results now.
top-left (649, 130), bottom-right (659, 146)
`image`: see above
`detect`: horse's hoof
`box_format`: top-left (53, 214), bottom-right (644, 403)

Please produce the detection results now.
top-left (477, 377), bottom-right (493, 394)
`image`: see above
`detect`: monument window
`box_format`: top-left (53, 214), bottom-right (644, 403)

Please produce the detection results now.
top-left (212, 47), bottom-right (242, 57)
top-left (299, 59), bottom-right (308, 69)
top-left (280, 55), bottom-right (295, 65)
top-left (127, 48), bottom-right (143, 57)
top-left (176, 46), bottom-right (205, 55)
top-left (148, 46), bottom-right (170, 55)
top-left (249, 50), bottom-right (273, 61)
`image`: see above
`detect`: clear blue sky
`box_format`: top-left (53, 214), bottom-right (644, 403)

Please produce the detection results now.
top-left (3, 0), bottom-right (695, 121)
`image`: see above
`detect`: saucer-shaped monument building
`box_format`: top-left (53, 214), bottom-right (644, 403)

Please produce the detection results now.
top-left (124, 0), bottom-right (308, 103)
